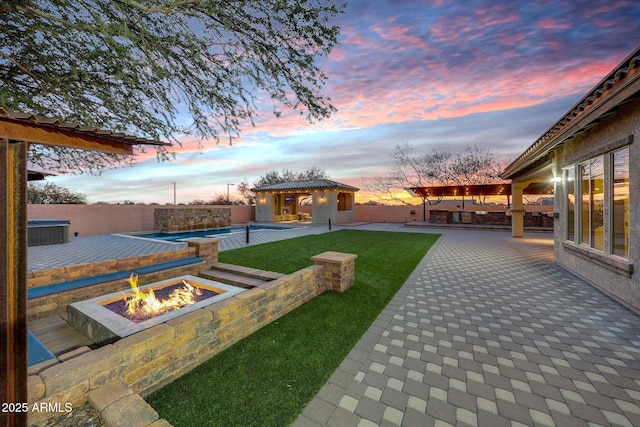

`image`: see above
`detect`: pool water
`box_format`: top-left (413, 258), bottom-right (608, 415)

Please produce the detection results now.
top-left (131, 224), bottom-right (292, 242)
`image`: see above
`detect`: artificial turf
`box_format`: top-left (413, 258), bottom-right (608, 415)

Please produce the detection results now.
top-left (146, 229), bottom-right (439, 426)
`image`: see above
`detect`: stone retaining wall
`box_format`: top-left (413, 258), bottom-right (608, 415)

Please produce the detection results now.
top-left (27, 250), bottom-right (357, 426)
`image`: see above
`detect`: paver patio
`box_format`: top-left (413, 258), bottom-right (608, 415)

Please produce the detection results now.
top-left (295, 225), bottom-right (640, 427)
top-left (27, 223), bottom-right (640, 426)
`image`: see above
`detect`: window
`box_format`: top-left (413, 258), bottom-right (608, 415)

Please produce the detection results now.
top-left (612, 148), bottom-right (629, 258)
top-left (565, 167), bottom-right (575, 241)
top-left (577, 157), bottom-right (604, 249)
top-left (565, 146), bottom-right (630, 259)
top-left (590, 157), bottom-right (605, 250)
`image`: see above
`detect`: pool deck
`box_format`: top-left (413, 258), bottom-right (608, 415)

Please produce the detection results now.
top-left (27, 223), bottom-right (640, 426)
top-left (27, 223), bottom-right (326, 271)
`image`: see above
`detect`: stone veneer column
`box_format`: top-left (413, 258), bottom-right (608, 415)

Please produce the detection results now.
top-left (186, 238), bottom-right (219, 264)
top-left (511, 182), bottom-right (527, 238)
top-left (311, 251), bottom-right (357, 293)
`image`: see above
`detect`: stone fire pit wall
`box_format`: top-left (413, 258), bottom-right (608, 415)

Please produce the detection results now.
top-left (27, 239), bottom-right (219, 320)
top-left (27, 251), bottom-right (357, 425)
top-left (154, 207), bottom-right (231, 232)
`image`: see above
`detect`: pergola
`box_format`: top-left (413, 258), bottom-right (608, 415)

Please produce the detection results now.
top-left (408, 182), bottom-right (554, 218)
top-left (0, 109), bottom-right (168, 426)
top-left (409, 183), bottom-right (511, 202)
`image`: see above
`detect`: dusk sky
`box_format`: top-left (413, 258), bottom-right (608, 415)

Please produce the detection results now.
top-left (48, 0), bottom-right (640, 204)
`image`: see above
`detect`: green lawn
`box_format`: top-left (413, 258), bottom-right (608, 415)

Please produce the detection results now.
top-left (146, 229), bottom-right (439, 426)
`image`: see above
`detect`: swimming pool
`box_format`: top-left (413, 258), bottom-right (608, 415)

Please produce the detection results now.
top-left (127, 224), bottom-right (293, 242)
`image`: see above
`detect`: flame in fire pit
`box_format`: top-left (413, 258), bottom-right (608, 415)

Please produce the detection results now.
top-left (125, 273), bottom-right (202, 316)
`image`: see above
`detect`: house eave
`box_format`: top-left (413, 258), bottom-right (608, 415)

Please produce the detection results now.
top-left (501, 46), bottom-right (640, 180)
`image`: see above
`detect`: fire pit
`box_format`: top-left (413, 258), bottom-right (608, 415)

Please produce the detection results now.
top-left (68, 275), bottom-right (246, 344)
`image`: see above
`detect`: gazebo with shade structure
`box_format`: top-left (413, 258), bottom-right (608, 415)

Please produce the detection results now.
top-left (252, 179), bottom-right (359, 225)
top-left (0, 108), bottom-right (168, 426)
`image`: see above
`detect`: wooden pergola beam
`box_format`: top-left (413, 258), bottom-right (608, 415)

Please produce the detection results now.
top-left (408, 184), bottom-right (513, 198)
top-left (0, 118), bottom-right (134, 155)
top-left (408, 182), bottom-right (554, 199)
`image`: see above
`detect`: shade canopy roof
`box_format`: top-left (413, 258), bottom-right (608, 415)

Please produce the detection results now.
top-left (252, 179), bottom-right (359, 193)
top-left (27, 169), bottom-right (54, 181)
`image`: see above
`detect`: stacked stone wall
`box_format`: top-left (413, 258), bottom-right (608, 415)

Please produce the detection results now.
top-left (154, 208), bottom-right (231, 232)
top-left (27, 248), bottom-right (195, 290)
top-left (27, 240), bottom-right (220, 319)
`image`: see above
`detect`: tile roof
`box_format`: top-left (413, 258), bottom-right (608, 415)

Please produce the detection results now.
top-left (0, 108), bottom-right (169, 147)
top-left (252, 179), bottom-right (359, 192)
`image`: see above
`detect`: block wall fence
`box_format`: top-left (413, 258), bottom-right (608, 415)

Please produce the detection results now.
top-left (27, 204), bottom-right (255, 236)
top-left (29, 204), bottom-right (555, 237)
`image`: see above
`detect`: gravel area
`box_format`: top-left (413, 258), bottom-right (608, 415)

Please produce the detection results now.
top-left (38, 403), bottom-right (105, 427)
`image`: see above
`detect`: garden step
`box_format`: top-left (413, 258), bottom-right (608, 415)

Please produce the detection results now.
top-left (199, 269), bottom-right (268, 289)
top-left (208, 262), bottom-right (284, 281)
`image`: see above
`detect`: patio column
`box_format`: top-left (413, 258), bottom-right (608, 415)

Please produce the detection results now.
top-left (1, 138), bottom-right (28, 427)
top-left (511, 182), bottom-right (526, 238)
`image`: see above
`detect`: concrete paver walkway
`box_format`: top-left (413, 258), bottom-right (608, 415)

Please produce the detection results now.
top-left (295, 226), bottom-right (640, 427)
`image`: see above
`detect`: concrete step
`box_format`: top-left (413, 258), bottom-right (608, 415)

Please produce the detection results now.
top-left (209, 262), bottom-right (284, 281)
top-left (199, 269), bottom-right (267, 289)
top-left (199, 263), bottom-right (284, 289)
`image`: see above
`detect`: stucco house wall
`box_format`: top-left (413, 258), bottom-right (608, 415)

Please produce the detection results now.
top-left (552, 97), bottom-right (640, 311)
top-left (254, 196), bottom-right (273, 223)
top-left (501, 45), bottom-right (640, 313)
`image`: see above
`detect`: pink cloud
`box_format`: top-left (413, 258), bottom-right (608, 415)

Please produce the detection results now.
top-left (497, 32), bottom-right (527, 46)
top-left (328, 47), bottom-right (347, 61)
top-left (583, 1), bottom-right (630, 17)
top-left (372, 23), bottom-right (425, 48)
top-left (580, 1), bottom-right (635, 28)
top-left (537, 18), bottom-right (571, 30)
top-left (143, 2), bottom-right (640, 153)
top-left (473, 5), bottom-right (521, 28)
top-left (430, 4), bottom-right (519, 43)
top-left (241, 49), bottom-right (623, 141)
